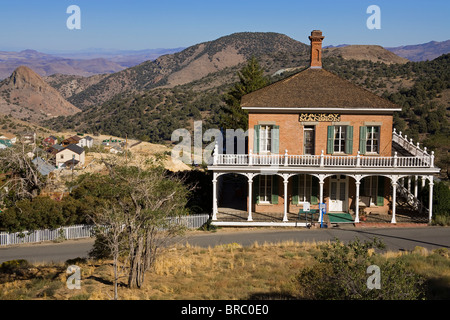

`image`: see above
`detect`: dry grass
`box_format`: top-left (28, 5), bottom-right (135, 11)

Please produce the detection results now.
top-left (0, 241), bottom-right (448, 300)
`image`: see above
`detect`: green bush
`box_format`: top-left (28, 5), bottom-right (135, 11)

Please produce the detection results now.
top-left (297, 238), bottom-right (426, 300)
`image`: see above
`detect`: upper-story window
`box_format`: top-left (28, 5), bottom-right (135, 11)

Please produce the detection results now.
top-left (303, 126), bottom-right (315, 155)
top-left (327, 125), bottom-right (354, 155)
top-left (253, 125), bottom-right (280, 154)
top-left (366, 126), bottom-right (380, 154)
top-left (259, 125), bottom-right (272, 153)
top-left (333, 126), bottom-right (347, 153)
top-left (359, 126), bottom-right (380, 155)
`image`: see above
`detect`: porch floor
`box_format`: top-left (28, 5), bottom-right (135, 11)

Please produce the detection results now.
top-left (216, 208), bottom-right (428, 224)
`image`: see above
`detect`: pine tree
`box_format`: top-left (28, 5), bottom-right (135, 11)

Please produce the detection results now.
top-left (220, 56), bottom-right (268, 130)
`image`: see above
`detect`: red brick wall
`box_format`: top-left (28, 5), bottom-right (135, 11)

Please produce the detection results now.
top-left (248, 113), bottom-right (394, 156)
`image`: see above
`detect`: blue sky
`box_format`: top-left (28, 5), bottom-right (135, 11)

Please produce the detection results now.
top-left (0, 0), bottom-right (449, 52)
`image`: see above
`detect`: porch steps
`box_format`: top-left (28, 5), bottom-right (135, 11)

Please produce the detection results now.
top-left (327, 213), bottom-right (354, 223)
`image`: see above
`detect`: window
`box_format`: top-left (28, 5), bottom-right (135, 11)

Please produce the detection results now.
top-left (361, 176), bottom-right (384, 206)
top-left (259, 125), bottom-right (272, 153)
top-left (259, 175), bottom-right (272, 203)
top-left (298, 174), bottom-right (312, 202)
top-left (334, 126), bottom-right (347, 153)
top-left (303, 126), bottom-right (315, 155)
top-left (366, 126), bottom-right (380, 154)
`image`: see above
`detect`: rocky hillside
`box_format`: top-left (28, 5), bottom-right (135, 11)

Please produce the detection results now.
top-left (0, 66), bottom-right (81, 122)
top-left (386, 40), bottom-right (450, 62)
top-left (0, 50), bottom-right (125, 80)
top-left (323, 45), bottom-right (409, 64)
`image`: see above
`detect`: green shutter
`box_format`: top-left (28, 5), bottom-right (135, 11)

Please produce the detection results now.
top-left (253, 175), bottom-right (259, 204)
top-left (377, 176), bottom-right (385, 206)
top-left (311, 177), bottom-right (319, 205)
top-left (271, 175), bottom-right (279, 204)
top-left (359, 126), bottom-right (367, 155)
top-left (292, 175), bottom-right (299, 205)
top-left (271, 125), bottom-right (280, 154)
top-left (253, 125), bottom-right (260, 153)
top-left (327, 126), bottom-right (335, 154)
top-left (345, 126), bottom-right (353, 154)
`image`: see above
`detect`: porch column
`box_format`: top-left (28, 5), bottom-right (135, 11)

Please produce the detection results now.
top-left (318, 175), bottom-right (325, 223)
top-left (391, 177), bottom-right (398, 224)
top-left (414, 175), bottom-right (418, 198)
top-left (428, 176), bottom-right (434, 223)
top-left (354, 176), bottom-right (361, 223)
top-left (283, 175), bottom-right (289, 222)
top-left (247, 174), bottom-right (253, 222)
top-left (212, 173), bottom-right (218, 221)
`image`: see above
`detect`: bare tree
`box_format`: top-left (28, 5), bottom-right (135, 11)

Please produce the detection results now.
top-left (85, 157), bottom-right (191, 291)
top-left (0, 143), bottom-right (44, 206)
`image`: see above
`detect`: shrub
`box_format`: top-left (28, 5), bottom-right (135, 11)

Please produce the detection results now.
top-left (297, 238), bottom-right (426, 300)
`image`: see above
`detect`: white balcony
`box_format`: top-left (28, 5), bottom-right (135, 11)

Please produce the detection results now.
top-left (213, 150), bottom-right (434, 168)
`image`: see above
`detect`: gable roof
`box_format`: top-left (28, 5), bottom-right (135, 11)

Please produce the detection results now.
top-left (59, 143), bottom-right (84, 155)
top-left (241, 67), bottom-right (402, 113)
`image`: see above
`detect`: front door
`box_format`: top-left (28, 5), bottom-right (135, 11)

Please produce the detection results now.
top-left (329, 175), bottom-right (348, 212)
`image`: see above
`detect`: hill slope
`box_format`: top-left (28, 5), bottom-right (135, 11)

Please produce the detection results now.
top-left (0, 66), bottom-right (81, 122)
top-left (386, 40), bottom-right (450, 62)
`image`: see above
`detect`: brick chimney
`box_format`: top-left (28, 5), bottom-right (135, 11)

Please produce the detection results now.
top-left (309, 30), bottom-right (325, 68)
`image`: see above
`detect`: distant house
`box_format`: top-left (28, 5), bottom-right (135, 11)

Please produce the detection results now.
top-left (32, 157), bottom-right (56, 176)
top-left (19, 132), bottom-right (36, 144)
top-left (56, 144), bottom-right (85, 168)
top-left (0, 139), bottom-right (13, 148)
top-left (77, 136), bottom-right (94, 148)
top-left (43, 135), bottom-right (58, 147)
top-left (0, 133), bottom-right (17, 144)
top-left (46, 144), bottom-right (64, 157)
top-left (61, 135), bottom-right (81, 147)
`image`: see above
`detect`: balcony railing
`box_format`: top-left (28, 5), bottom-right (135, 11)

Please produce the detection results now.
top-left (213, 149), bottom-right (434, 168)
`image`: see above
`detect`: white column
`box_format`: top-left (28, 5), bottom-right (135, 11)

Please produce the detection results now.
top-left (391, 179), bottom-right (397, 224)
top-left (428, 176), bottom-right (434, 223)
top-left (414, 175), bottom-right (418, 198)
top-left (248, 175), bottom-right (253, 221)
top-left (318, 175), bottom-right (325, 223)
top-left (212, 173), bottom-right (218, 221)
top-left (355, 180), bottom-right (361, 223)
top-left (283, 175), bottom-right (289, 222)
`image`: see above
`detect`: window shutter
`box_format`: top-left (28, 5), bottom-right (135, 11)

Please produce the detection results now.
top-left (359, 126), bottom-right (367, 155)
top-left (345, 126), bottom-right (353, 154)
top-left (271, 125), bottom-right (280, 154)
top-left (253, 125), bottom-right (260, 153)
top-left (271, 175), bottom-right (279, 204)
top-left (253, 175), bottom-right (259, 204)
top-left (327, 126), bottom-right (335, 154)
top-left (311, 177), bottom-right (319, 205)
top-left (292, 175), bottom-right (299, 205)
top-left (376, 176), bottom-right (385, 206)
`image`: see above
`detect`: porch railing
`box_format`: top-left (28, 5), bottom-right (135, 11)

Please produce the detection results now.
top-left (213, 150), bottom-right (434, 168)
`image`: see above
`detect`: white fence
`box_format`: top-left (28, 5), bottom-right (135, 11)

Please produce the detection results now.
top-left (0, 214), bottom-right (210, 247)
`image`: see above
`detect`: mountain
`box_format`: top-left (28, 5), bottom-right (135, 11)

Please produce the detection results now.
top-left (51, 48), bottom-right (186, 68)
top-left (323, 45), bottom-right (409, 64)
top-left (0, 49), bottom-right (125, 80)
top-left (0, 66), bottom-right (81, 122)
top-left (386, 40), bottom-right (450, 61)
top-left (59, 32), bottom-right (310, 109)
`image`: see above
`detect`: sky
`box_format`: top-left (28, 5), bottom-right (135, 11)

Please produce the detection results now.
top-left (0, 0), bottom-right (449, 52)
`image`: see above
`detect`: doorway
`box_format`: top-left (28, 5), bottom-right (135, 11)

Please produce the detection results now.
top-left (329, 175), bottom-right (348, 212)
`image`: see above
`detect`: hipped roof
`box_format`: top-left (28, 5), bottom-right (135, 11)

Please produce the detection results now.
top-left (241, 67), bottom-right (402, 112)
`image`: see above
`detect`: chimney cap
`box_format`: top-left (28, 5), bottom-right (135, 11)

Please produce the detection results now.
top-left (309, 30), bottom-right (324, 41)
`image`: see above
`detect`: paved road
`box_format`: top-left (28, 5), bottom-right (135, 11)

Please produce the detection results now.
top-left (1, 226), bottom-right (449, 264)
